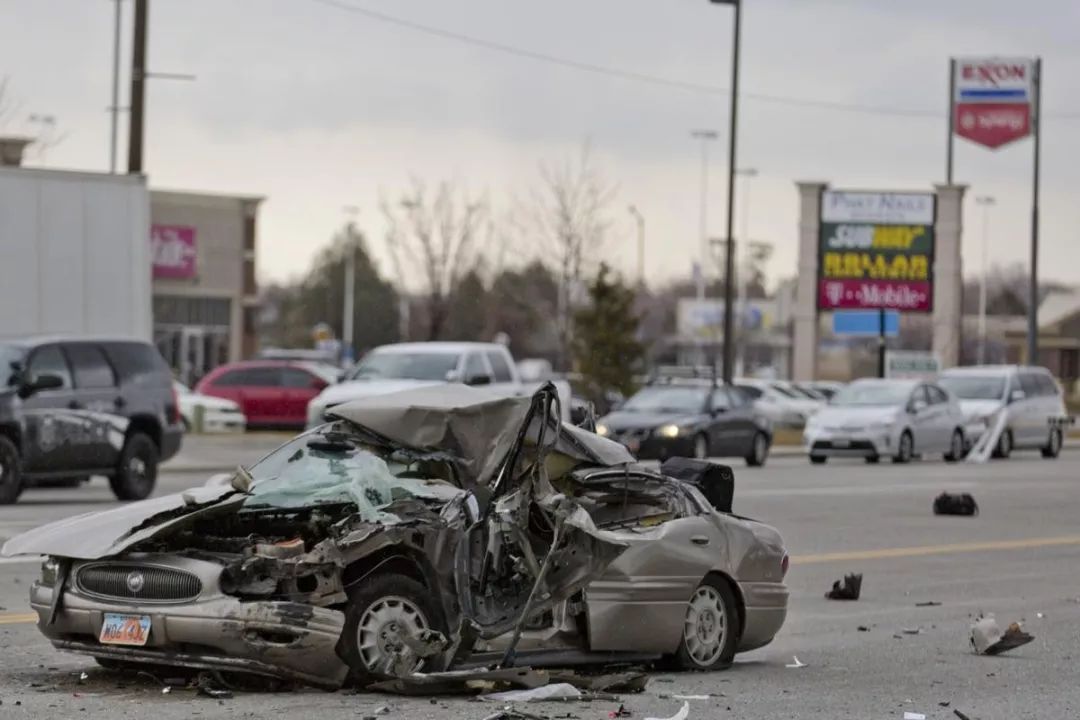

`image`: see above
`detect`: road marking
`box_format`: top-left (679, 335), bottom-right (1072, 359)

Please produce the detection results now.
top-left (794, 535), bottom-right (1080, 565)
top-left (0, 612), bottom-right (37, 625)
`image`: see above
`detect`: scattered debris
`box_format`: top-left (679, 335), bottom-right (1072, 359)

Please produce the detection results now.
top-left (953, 710), bottom-right (973, 720)
top-left (644, 702), bottom-right (689, 720)
top-left (161, 687), bottom-right (171, 695)
top-left (904, 713), bottom-right (927, 720)
top-left (549, 670), bottom-right (648, 694)
top-left (196, 673), bottom-right (234, 700)
top-left (934, 492), bottom-right (979, 516)
top-left (78, 672), bottom-right (88, 682)
top-left (825, 573), bottom-right (863, 600)
top-left (857, 626), bottom-right (870, 632)
top-left (608, 705), bottom-right (632, 719)
top-left (482, 711), bottom-right (549, 720)
top-left (484, 684), bottom-right (582, 703)
top-left (938, 701), bottom-right (951, 707)
top-left (970, 615), bottom-right (1034, 655)
top-left (786, 656), bottom-right (807, 668)
top-left (672, 695), bottom-right (710, 701)
top-left (368, 667), bottom-right (547, 696)
top-left (915, 601), bottom-right (942, 607)
top-left (1036, 612), bottom-right (1045, 619)
top-left (902, 627), bottom-right (923, 635)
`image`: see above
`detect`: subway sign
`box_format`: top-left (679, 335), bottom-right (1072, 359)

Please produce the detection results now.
top-left (817, 191), bottom-right (935, 313)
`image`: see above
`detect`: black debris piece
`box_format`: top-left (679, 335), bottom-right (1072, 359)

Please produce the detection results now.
top-left (857, 626), bottom-right (870, 632)
top-left (971, 616), bottom-right (1035, 656)
top-left (954, 710), bottom-right (973, 720)
top-left (916, 601), bottom-right (942, 607)
top-left (660, 458), bottom-right (734, 513)
top-left (939, 701), bottom-right (951, 707)
top-left (825, 573), bottom-right (862, 600)
top-left (196, 673), bottom-right (234, 700)
top-left (607, 704), bottom-right (632, 719)
top-left (934, 492), bottom-right (979, 516)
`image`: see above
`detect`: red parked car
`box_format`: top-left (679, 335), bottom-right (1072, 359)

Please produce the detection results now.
top-left (195, 361), bottom-right (339, 430)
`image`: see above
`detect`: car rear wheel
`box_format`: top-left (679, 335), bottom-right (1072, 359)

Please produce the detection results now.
top-left (0, 436), bottom-right (23, 505)
top-left (865, 455), bottom-right (880, 464)
top-left (1042, 428), bottom-right (1063, 459)
top-left (745, 432), bottom-right (769, 467)
top-left (693, 434), bottom-right (709, 460)
top-left (992, 429), bottom-right (1013, 459)
top-left (892, 431), bottom-right (913, 464)
top-left (944, 430), bottom-right (965, 463)
top-left (674, 577), bottom-right (739, 671)
top-left (339, 574), bottom-right (448, 688)
top-left (109, 433), bottom-right (158, 501)
top-left (809, 455), bottom-right (827, 465)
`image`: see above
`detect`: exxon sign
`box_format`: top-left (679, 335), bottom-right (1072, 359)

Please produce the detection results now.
top-left (953, 57), bottom-right (1035, 150)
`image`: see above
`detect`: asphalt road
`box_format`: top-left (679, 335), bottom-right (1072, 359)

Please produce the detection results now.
top-left (1, 441), bottom-right (1078, 719)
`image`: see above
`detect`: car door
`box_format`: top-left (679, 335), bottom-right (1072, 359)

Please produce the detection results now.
top-left (1016, 371), bottom-right (1043, 446)
top-left (485, 349), bottom-right (518, 395)
top-left (62, 343), bottom-right (126, 468)
top-left (706, 387), bottom-right (738, 455)
top-left (908, 385), bottom-right (937, 451)
top-left (721, 386), bottom-right (759, 455)
top-left (18, 344), bottom-right (78, 473)
top-left (924, 384), bottom-right (955, 452)
top-left (280, 367), bottom-right (327, 427)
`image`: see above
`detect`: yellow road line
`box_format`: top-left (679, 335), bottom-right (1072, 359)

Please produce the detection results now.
top-left (794, 535), bottom-right (1080, 565)
top-left (0, 612), bottom-right (37, 625)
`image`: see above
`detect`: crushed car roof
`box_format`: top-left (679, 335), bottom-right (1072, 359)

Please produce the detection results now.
top-left (326, 384), bottom-right (635, 488)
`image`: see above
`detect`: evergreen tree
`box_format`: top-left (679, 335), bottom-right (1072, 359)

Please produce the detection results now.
top-left (572, 263), bottom-right (643, 404)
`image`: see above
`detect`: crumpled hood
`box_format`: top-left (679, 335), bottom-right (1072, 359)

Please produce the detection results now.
top-left (599, 410), bottom-right (701, 431)
top-left (811, 405), bottom-right (899, 427)
top-left (958, 399), bottom-right (1004, 422)
top-left (1, 485), bottom-right (244, 560)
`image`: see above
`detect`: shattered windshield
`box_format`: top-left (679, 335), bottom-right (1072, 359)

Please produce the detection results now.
top-left (0, 345), bottom-right (25, 388)
top-left (938, 375), bottom-right (1006, 401)
top-left (831, 381), bottom-right (914, 407)
top-left (345, 351), bottom-right (461, 381)
top-left (621, 386), bottom-right (708, 414)
top-left (243, 430), bottom-right (462, 519)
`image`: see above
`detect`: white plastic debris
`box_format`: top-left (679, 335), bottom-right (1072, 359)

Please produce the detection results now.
top-left (904, 713), bottom-right (927, 720)
top-left (673, 695), bottom-right (710, 700)
top-left (79, 672), bottom-right (88, 682)
top-left (161, 687), bottom-right (171, 695)
top-left (645, 701), bottom-right (690, 720)
top-left (966, 411), bottom-right (1007, 463)
top-left (970, 614), bottom-right (1034, 655)
top-left (484, 683), bottom-right (582, 703)
top-left (786, 655), bottom-right (807, 668)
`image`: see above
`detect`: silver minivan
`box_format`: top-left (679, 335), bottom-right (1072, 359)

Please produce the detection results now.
top-left (938, 365), bottom-right (1069, 459)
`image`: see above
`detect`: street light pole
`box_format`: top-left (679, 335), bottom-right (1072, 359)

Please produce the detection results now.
top-left (109, 0), bottom-right (122, 173)
top-left (976, 195), bottom-right (995, 365)
top-left (691, 130), bottom-right (719, 302)
top-left (628, 205), bottom-right (645, 287)
top-left (734, 167), bottom-right (756, 375)
top-left (710, 0), bottom-right (742, 384)
top-left (342, 206), bottom-right (359, 364)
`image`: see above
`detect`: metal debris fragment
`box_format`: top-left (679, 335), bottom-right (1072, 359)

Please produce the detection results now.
top-left (915, 601), bottom-right (942, 607)
top-left (825, 573), bottom-right (862, 600)
top-left (785, 656), bottom-right (807, 668)
top-left (644, 702), bottom-right (689, 720)
top-left (970, 615), bottom-right (1034, 655)
top-left (484, 683), bottom-right (582, 703)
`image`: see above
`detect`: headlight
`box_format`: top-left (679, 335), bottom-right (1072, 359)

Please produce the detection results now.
top-left (596, 424), bottom-right (610, 437)
top-left (40, 557), bottom-right (58, 587)
top-left (657, 424), bottom-right (681, 438)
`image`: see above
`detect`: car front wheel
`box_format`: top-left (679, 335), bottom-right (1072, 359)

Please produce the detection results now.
top-left (745, 432), bottom-right (769, 467)
top-left (892, 431), bottom-right (913, 464)
top-left (1042, 428), bottom-right (1063, 459)
top-left (674, 577), bottom-right (739, 671)
top-left (109, 433), bottom-right (159, 501)
top-left (339, 574), bottom-right (448, 688)
top-left (809, 455), bottom-right (827, 465)
top-left (992, 429), bottom-right (1013, 459)
top-left (944, 430), bottom-right (965, 463)
top-left (0, 436), bottom-right (23, 505)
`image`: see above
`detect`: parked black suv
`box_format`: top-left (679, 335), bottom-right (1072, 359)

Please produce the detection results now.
top-left (0, 337), bottom-right (183, 504)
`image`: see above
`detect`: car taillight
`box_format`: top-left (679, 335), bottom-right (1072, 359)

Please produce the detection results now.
top-left (781, 553), bottom-right (790, 578)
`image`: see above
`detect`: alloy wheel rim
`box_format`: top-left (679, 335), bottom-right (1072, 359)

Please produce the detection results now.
top-left (357, 596), bottom-right (430, 673)
top-left (129, 457), bottom-right (147, 483)
top-left (683, 585), bottom-right (726, 666)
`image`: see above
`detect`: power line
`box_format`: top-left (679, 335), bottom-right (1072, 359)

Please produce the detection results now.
top-left (310, 0), bottom-right (1078, 122)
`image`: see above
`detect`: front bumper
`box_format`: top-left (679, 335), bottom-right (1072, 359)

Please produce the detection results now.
top-left (30, 581), bottom-right (348, 689)
top-left (804, 427), bottom-right (893, 458)
top-left (201, 410), bottom-right (247, 434)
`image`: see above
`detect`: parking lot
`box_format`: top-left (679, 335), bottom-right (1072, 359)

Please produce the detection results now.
top-left (0, 435), bottom-right (1077, 719)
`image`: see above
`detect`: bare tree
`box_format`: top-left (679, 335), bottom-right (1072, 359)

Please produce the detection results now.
top-left (382, 180), bottom-right (488, 341)
top-left (521, 144), bottom-right (617, 368)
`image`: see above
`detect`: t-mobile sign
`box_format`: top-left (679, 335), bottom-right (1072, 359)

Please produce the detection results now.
top-left (151, 224), bottom-right (197, 279)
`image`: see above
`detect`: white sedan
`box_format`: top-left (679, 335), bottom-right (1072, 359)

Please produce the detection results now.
top-left (174, 381), bottom-right (246, 433)
top-left (803, 378), bottom-right (966, 464)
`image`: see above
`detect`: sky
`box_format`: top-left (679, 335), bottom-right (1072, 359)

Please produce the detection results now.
top-left (3, 0), bottom-right (1079, 292)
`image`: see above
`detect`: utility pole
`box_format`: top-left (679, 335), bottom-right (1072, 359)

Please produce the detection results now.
top-left (976, 196), bottom-right (995, 364)
top-left (734, 167), bottom-right (757, 375)
top-left (109, 0), bottom-right (122, 173)
top-left (718, 0), bottom-right (742, 385)
top-left (127, 0), bottom-right (147, 174)
top-left (342, 206), bottom-right (359, 364)
top-left (691, 130), bottom-right (719, 301)
top-left (628, 205), bottom-right (645, 287)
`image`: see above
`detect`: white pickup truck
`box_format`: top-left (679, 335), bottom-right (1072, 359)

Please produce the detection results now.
top-left (306, 341), bottom-right (572, 428)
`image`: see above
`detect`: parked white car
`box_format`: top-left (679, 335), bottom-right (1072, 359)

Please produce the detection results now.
top-left (173, 382), bottom-right (246, 433)
top-left (803, 378), bottom-right (966, 464)
top-left (736, 379), bottom-right (823, 427)
top-left (799, 381), bottom-right (846, 401)
top-left (937, 365), bottom-right (1068, 459)
top-left (306, 342), bottom-right (572, 428)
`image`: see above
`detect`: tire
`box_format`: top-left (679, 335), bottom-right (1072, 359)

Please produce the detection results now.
top-left (944, 429), bottom-right (965, 463)
top-left (338, 574), bottom-right (448, 688)
top-left (809, 455), bottom-right (827, 465)
top-left (745, 432), bottom-right (769, 467)
top-left (692, 434), bottom-right (709, 460)
top-left (992, 429), bottom-right (1013, 459)
top-left (1042, 428), bottom-right (1063, 459)
top-left (892, 431), bottom-right (913, 464)
top-left (674, 577), bottom-right (739, 671)
top-left (109, 433), bottom-right (159, 501)
top-left (0, 436), bottom-right (23, 505)
top-left (865, 456), bottom-right (880, 464)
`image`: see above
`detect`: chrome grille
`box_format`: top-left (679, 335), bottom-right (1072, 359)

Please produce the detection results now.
top-left (76, 564), bottom-right (202, 603)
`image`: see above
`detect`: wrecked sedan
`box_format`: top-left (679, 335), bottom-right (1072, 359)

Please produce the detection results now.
top-left (2, 384), bottom-right (788, 689)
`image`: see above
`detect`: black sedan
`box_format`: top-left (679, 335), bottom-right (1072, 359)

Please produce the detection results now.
top-left (597, 382), bottom-right (772, 466)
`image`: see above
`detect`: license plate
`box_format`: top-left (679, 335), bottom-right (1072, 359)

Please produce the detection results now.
top-left (99, 613), bottom-right (151, 646)
top-left (832, 439), bottom-right (851, 448)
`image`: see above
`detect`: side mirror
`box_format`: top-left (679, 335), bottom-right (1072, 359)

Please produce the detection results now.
top-left (336, 371), bottom-right (347, 383)
top-left (466, 374), bottom-right (492, 387)
top-left (1009, 389), bottom-right (1026, 403)
top-left (18, 373), bottom-right (63, 398)
top-left (910, 399), bottom-right (927, 413)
